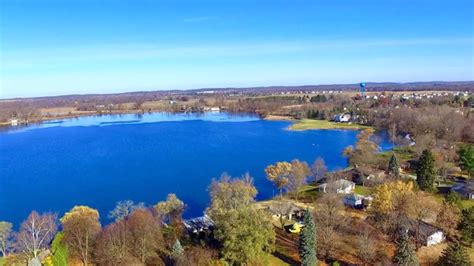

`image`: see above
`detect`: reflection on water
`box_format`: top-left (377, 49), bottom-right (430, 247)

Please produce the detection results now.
top-left (1, 112), bottom-right (260, 134)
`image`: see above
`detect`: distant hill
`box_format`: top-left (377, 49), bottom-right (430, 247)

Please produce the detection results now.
top-left (1, 81), bottom-right (473, 104)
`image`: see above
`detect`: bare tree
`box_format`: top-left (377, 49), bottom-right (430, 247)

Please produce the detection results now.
top-left (288, 159), bottom-right (311, 201)
top-left (0, 221), bottom-right (13, 256)
top-left (95, 220), bottom-right (132, 265)
top-left (314, 193), bottom-right (347, 260)
top-left (311, 157), bottom-right (328, 183)
top-left (357, 228), bottom-right (377, 265)
top-left (127, 209), bottom-right (163, 264)
top-left (15, 211), bottom-right (57, 261)
top-left (108, 200), bottom-right (145, 221)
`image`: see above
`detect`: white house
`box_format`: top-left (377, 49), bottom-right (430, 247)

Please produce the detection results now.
top-left (9, 119), bottom-right (18, 126)
top-left (319, 179), bottom-right (356, 194)
top-left (408, 220), bottom-right (445, 247)
top-left (333, 113), bottom-right (351, 123)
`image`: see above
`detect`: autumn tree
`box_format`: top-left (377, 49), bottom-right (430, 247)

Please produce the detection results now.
top-left (357, 229), bottom-right (377, 266)
top-left (371, 181), bottom-right (414, 236)
top-left (265, 162), bottom-right (292, 200)
top-left (371, 181), bottom-right (414, 218)
top-left (154, 193), bottom-right (185, 240)
top-left (436, 242), bottom-right (470, 266)
top-left (288, 159), bottom-right (311, 201)
top-left (127, 209), bottom-right (164, 264)
top-left (311, 157), bottom-right (327, 183)
top-left (416, 149), bottom-right (436, 191)
top-left (408, 192), bottom-right (440, 247)
top-left (0, 221), bottom-right (12, 257)
top-left (458, 145), bottom-right (474, 178)
top-left (61, 206), bottom-right (101, 266)
top-left (393, 233), bottom-right (418, 266)
top-left (388, 153), bottom-right (401, 177)
top-left (178, 246), bottom-right (219, 265)
top-left (95, 220), bottom-right (131, 265)
top-left (314, 193), bottom-right (347, 260)
top-left (436, 202), bottom-right (460, 239)
top-left (154, 193), bottom-right (185, 224)
top-left (15, 211), bottom-right (57, 262)
top-left (343, 129), bottom-right (379, 167)
top-left (299, 210), bottom-right (317, 266)
top-left (207, 174), bottom-right (275, 264)
top-left (108, 200), bottom-right (144, 221)
top-left (458, 207), bottom-right (474, 247)
top-left (445, 191), bottom-right (462, 209)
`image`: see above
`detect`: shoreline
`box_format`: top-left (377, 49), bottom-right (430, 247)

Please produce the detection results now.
top-left (264, 115), bottom-right (372, 131)
top-left (2, 111), bottom-right (372, 132)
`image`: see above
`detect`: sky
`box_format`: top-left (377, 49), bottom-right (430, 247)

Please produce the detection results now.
top-left (0, 0), bottom-right (473, 98)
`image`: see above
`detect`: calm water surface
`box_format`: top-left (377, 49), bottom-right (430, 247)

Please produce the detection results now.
top-left (0, 112), bottom-right (389, 226)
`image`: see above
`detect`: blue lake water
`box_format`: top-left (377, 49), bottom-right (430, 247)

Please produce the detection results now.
top-left (0, 112), bottom-right (389, 227)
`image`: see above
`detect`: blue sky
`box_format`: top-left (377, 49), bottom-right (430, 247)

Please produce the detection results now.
top-left (0, 0), bottom-right (473, 98)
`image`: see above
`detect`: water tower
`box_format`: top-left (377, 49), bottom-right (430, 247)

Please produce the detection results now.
top-left (359, 83), bottom-right (366, 97)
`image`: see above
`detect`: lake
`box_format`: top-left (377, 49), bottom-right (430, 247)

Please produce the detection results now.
top-left (0, 112), bottom-right (389, 226)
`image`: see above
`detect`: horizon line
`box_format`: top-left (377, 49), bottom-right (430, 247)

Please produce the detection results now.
top-left (1, 80), bottom-right (473, 101)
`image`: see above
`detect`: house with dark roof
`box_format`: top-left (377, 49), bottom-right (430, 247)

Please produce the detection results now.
top-left (407, 220), bottom-right (445, 247)
top-left (451, 181), bottom-right (474, 200)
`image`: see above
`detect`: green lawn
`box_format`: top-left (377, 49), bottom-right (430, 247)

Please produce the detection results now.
top-left (461, 199), bottom-right (474, 209)
top-left (354, 185), bottom-right (373, 196)
top-left (432, 192), bottom-right (474, 209)
top-left (298, 185), bottom-right (321, 201)
top-left (289, 119), bottom-right (372, 131)
top-left (379, 146), bottom-right (415, 161)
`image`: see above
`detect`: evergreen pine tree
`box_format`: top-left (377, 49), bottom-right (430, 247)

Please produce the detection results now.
top-left (436, 242), bottom-right (470, 266)
top-left (393, 233), bottom-right (419, 266)
top-left (171, 239), bottom-right (184, 260)
top-left (458, 207), bottom-right (474, 247)
top-left (299, 210), bottom-right (317, 266)
top-left (458, 145), bottom-right (474, 178)
top-left (416, 149), bottom-right (435, 191)
top-left (388, 153), bottom-right (401, 177)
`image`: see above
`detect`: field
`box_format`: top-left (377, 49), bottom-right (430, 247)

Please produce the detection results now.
top-left (289, 119), bottom-right (372, 131)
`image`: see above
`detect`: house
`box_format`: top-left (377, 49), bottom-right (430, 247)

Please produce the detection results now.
top-left (451, 181), bottom-right (474, 200)
top-left (319, 179), bottom-right (356, 194)
top-left (408, 220), bottom-right (445, 247)
top-left (266, 203), bottom-right (304, 221)
top-left (203, 106), bottom-right (220, 112)
top-left (333, 113), bottom-right (351, 122)
top-left (9, 118), bottom-right (18, 126)
top-left (395, 216), bottom-right (445, 247)
top-left (183, 215), bottom-right (215, 234)
top-left (343, 194), bottom-right (373, 208)
top-left (343, 194), bottom-right (363, 207)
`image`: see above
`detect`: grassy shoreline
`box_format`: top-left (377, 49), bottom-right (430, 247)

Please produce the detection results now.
top-left (288, 119), bottom-right (372, 131)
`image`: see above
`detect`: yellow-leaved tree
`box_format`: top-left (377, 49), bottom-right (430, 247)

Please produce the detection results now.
top-left (371, 180), bottom-right (414, 217)
top-left (61, 206), bottom-right (101, 266)
top-left (265, 162), bottom-right (292, 200)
